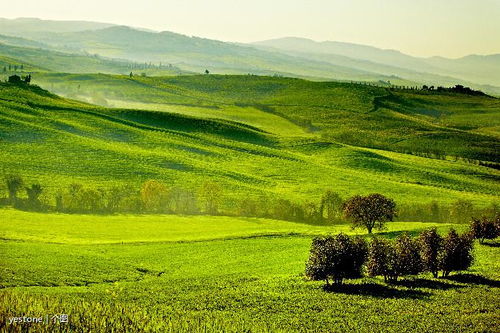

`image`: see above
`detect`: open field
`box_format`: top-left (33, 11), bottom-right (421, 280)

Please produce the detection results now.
top-left (1, 209), bottom-right (498, 332)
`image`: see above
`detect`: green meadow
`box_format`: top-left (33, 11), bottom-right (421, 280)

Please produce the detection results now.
top-left (1, 209), bottom-right (499, 332)
top-left (0, 70), bottom-right (499, 331)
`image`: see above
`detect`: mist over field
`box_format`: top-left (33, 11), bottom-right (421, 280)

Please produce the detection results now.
top-left (0, 7), bottom-right (499, 332)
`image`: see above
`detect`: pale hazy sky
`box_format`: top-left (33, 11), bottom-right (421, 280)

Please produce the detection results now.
top-left (3, 0), bottom-right (500, 58)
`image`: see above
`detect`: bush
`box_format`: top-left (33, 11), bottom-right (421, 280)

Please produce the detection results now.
top-left (419, 228), bottom-right (443, 278)
top-left (305, 234), bottom-right (367, 286)
top-left (366, 237), bottom-right (391, 281)
top-left (469, 217), bottom-right (500, 244)
top-left (367, 233), bottom-right (422, 282)
top-left (439, 229), bottom-right (474, 277)
top-left (394, 233), bottom-right (423, 277)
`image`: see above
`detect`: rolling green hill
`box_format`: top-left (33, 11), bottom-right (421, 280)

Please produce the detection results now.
top-left (0, 80), bottom-right (498, 209)
top-left (31, 73), bottom-right (500, 163)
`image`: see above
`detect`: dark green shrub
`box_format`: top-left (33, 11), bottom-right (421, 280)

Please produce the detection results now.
top-left (470, 217), bottom-right (499, 244)
top-left (394, 233), bottom-right (423, 277)
top-left (368, 233), bottom-right (422, 282)
top-left (439, 229), bottom-right (474, 277)
top-left (305, 234), bottom-right (367, 286)
top-left (419, 228), bottom-right (443, 278)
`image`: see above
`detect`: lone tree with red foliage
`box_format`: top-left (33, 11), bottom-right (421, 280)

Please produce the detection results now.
top-left (343, 194), bottom-right (396, 234)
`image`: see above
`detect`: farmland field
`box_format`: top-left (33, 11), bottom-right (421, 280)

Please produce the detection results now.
top-left (1, 209), bottom-right (499, 332)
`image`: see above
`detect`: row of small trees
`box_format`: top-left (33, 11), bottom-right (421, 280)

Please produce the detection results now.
top-left (2, 175), bottom-right (497, 226)
top-left (306, 229), bottom-right (475, 286)
top-left (2, 64), bottom-right (24, 72)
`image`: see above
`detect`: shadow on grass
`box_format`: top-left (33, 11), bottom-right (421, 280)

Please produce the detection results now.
top-left (482, 242), bottom-right (500, 248)
top-left (393, 278), bottom-right (460, 290)
top-left (323, 282), bottom-right (430, 299)
top-left (445, 274), bottom-right (500, 288)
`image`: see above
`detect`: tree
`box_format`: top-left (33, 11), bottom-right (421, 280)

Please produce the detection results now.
top-left (26, 184), bottom-right (43, 209)
top-left (428, 201), bottom-right (441, 222)
top-left (8, 75), bottom-right (22, 84)
top-left (168, 186), bottom-right (199, 214)
top-left (238, 197), bottom-right (258, 217)
top-left (343, 194), bottom-right (396, 233)
top-left (79, 188), bottom-right (105, 212)
top-left (129, 72), bottom-right (133, 78)
top-left (394, 233), bottom-right (422, 277)
top-left (140, 180), bottom-right (169, 213)
top-left (305, 234), bottom-right (367, 286)
top-left (439, 229), bottom-right (474, 277)
top-left (366, 237), bottom-right (390, 281)
top-left (469, 217), bottom-right (499, 244)
top-left (367, 234), bottom-right (422, 282)
top-left (419, 228), bottom-right (443, 278)
top-left (205, 69), bottom-right (210, 75)
top-left (200, 181), bottom-right (222, 215)
top-left (320, 190), bottom-right (343, 222)
top-left (450, 200), bottom-right (474, 224)
top-left (5, 175), bottom-right (24, 204)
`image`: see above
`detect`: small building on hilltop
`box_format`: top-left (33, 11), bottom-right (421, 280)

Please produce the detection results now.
top-left (8, 75), bottom-right (22, 84)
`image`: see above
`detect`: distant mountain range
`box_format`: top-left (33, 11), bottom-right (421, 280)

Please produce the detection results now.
top-left (1, 17), bottom-right (499, 95)
top-left (252, 37), bottom-right (500, 87)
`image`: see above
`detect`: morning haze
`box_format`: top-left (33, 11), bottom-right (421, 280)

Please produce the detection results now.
top-left (2, 0), bottom-right (500, 58)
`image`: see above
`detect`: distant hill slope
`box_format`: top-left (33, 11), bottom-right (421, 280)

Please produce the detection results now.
top-left (1, 18), bottom-right (499, 93)
top-left (31, 73), bottom-right (500, 163)
top-left (1, 81), bottom-right (498, 206)
top-left (0, 43), bottom-right (187, 75)
top-left (0, 17), bottom-right (114, 34)
top-left (11, 26), bottom-right (397, 82)
top-left (253, 37), bottom-right (500, 88)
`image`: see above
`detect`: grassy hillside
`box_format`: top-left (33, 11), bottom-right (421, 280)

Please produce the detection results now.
top-left (0, 81), bottom-right (498, 209)
top-left (1, 209), bottom-right (498, 332)
top-left (32, 73), bottom-right (500, 162)
top-left (0, 43), bottom-right (187, 76)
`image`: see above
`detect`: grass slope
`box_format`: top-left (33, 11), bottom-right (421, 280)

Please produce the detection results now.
top-left (33, 73), bottom-right (500, 162)
top-left (0, 81), bottom-right (498, 207)
top-left (1, 209), bottom-right (498, 332)
top-left (0, 43), bottom-right (187, 76)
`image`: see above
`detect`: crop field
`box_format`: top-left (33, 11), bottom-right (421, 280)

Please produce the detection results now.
top-left (0, 209), bottom-right (498, 332)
